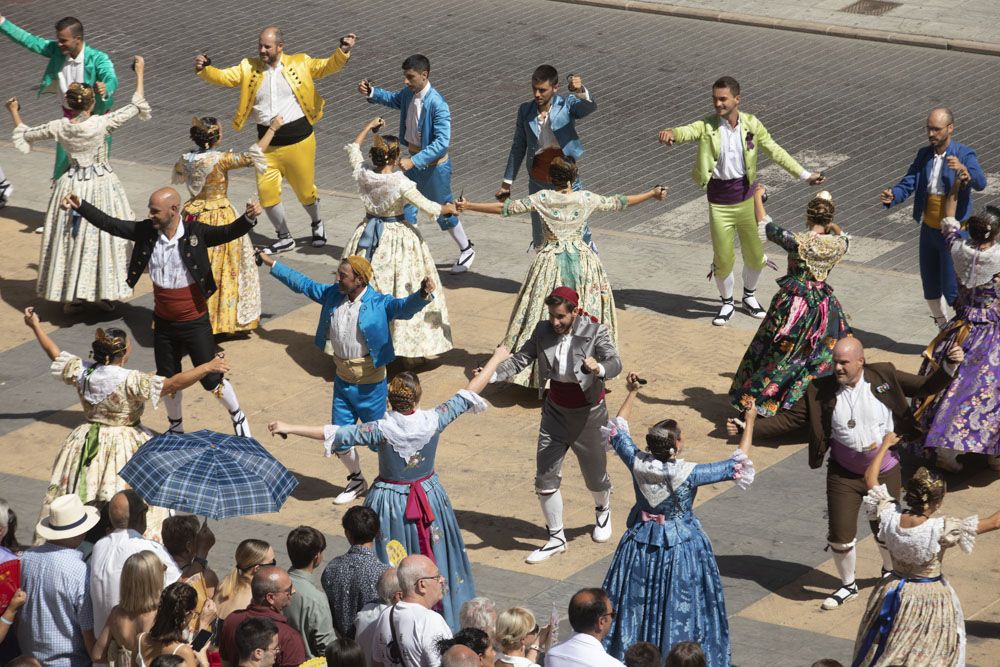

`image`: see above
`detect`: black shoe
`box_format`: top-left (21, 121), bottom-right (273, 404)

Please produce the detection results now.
top-left (310, 220), bottom-right (326, 248)
top-left (262, 235), bottom-right (294, 255)
top-left (742, 290), bottom-right (767, 318)
top-left (712, 298), bottom-right (735, 326)
top-left (821, 582), bottom-right (859, 610)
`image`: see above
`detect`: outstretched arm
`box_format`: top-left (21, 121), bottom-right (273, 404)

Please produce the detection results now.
top-left (266, 422), bottom-right (327, 440)
top-left (202, 201), bottom-right (261, 246)
top-left (616, 372), bottom-right (643, 421)
top-left (736, 403), bottom-right (757, 456)
top-left (624, 185), bottom-right (667, 208)
top-left (353, 116), bottom-right (385, 146)
top-left (67, 195), bottom-right (139, 240)
top-left (23, 307), bottom-right (60, 361)
top-left (0, 17), bottom-right (58, 55)
top-left (456, 199), bottom-right (504, 215)
top-left (465, 346), bottom-right (511, 395)
top-left (865, 432), bottom-right (898, 490)
top-left (160, 355), bottom-right (230, 396)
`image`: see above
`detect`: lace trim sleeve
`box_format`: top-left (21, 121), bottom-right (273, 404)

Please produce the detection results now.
top-left (730, 450), bottom-right (756, 490)
top-left (941, 515), bottom-right (979, 554)
top-left (600, 417), bottom-right (630, 452)
top-left (246, 143), bottom-right (268, 174)
top-left (322, 425), bottom-right (340, 458)
top-left (344, 143), bottom-right (365, 180)
top-left (456, 389), bottom-right (487, 415)
top-left (862, 483), bottom-right (895, 520)
top-left (50, 350), bottom-right (83, 385)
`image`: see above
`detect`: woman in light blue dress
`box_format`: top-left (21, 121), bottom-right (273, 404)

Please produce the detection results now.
top-left (600, 373), bottom-right (757, 666)
top-left (269, 346), bottom-right (510, 629)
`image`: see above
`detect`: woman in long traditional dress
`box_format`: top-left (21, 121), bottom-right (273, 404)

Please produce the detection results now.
top-left (171, 115), bottom-right (282, 337)
top-left (268, 345), bottom-right (510, 629)
top-left (458, 157), bottom-right (665, 388)
top-left (341, 117), bottom-right (456, 359)
top-left (852, 435), bottom-right (1000, 666)
top-left (912, 172), bottom-right (1000, 473)
top-left (7, 56), bottom-right (150, 314)
top-left (23, 306), bottom-right (228, 537)
top-left (601, 374), bottom-right (757, 666)
top-left (730, 186), bottom-right (850, 417)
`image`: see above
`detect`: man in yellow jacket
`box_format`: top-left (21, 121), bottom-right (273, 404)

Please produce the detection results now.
top-left (195, 26), bottom-right (356, 253)
top-left (659, 76), bottom-right (825, 326)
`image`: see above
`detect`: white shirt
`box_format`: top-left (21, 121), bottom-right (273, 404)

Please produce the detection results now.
top-left (355, 602), bottom-right (388, 667)
top-left (404, 82), bottom-right (431, 146)
top-left (89, 529), bottom-right (181, 635)
top-left (545, 633), bottom-right (625, 667)
top-left (57, 44), bottom-right (87, 99)
top-left (329, 287), bottom-right (370, 359)
top-left (711, 117), bottom-right (811, 182)
top-left (150, 220), bottom-right (195, 289)
top-left (928, 151), bottom-right (947, 195)
top-left (369, 601), bottom-right (452, 667)
top-left (551, 333), bottom-right (605, 382)
top-left (831, 378), bottom-right (894, 452)
top-left (253, 61), bottom-right (305, 126)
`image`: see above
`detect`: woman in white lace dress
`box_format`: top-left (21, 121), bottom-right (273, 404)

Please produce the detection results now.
top-left (341, 117), bottom-right (456, 359)
top-left (853, 434), bottom-right (1000, 666)
top-left (7, 56), bottom-right (151, 314)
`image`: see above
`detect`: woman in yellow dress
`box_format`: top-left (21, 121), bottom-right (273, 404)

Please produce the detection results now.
top-left (172, 115), bottom-right (282, 336)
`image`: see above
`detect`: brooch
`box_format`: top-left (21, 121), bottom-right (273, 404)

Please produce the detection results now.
top-left (875, 383), bottom-right (890, 394)
top-left (189, 236), bottom-right (199, 247)
top-left (745, 132), bottom-right (755, 150)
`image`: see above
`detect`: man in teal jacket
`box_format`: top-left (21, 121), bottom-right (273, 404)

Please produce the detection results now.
top-left (659, 76), bottom-right (825, 326)
top-left (0, 14), bottom-right (118, 179)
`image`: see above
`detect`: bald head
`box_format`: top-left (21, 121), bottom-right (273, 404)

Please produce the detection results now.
top-left (440, 645), bottom-right (479, 667)
top-left (928, 107), bottom-right (954, 126)
top-left (258, 26), bottom-right (284, 66)
top-left (926, 107), bottom-right (954, 151)
top-left (109, 491), bottom-right (131, 529)
top-left (109, 490), bottom-right (147, 532)
top-left (832, 336), bottom-right (865, 385)
top-left (251, 565), bottom-right (294, 610)
top-left (377, 567), bottom-right (402, 604)
top-left (147, 187), bottom-right (181, 231)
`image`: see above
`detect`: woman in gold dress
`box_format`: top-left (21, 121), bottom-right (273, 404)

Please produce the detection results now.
top-left (172, 115), bottom-right (282, 336)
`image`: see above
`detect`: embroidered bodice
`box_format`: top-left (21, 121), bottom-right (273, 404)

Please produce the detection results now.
top-left (51, 351), bottom-right (163, 427)
top-left (863, 484), bottom-right (977, 578)
top-left (502, 190), bottom-right (627, 246)
top-left (13, 93), bottom-right (151, 169)
top-left (324, 390), bottom-right (486, 481)
top-left (762, 217), bottom-right (848, 283)
top-left (345, 143), bottom-right (441, 221)
top-left (172, 145), bottom-right (266, 205)
top-left (942, 217), bottom-right (1000, 310)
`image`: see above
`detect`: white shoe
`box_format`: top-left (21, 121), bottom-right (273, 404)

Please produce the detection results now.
top-left (712, 299), bottom-right (735, 326)
top-left (0, 179), bottom-right (12, 209)
top-left (450, 241), bottom-right (475, 274)
top-left (262, 236), bottom-right (295, 255)
top-left (526, 527), bottom-right (566, 564)
top-left (310, 220), bottom-right (326, 248)
top-left (741, 292), bottom-right (767, 319)
top-left (935, 448), bottom-right (963, 473)
top-left (821, 582), bottom-right (858, 610)
top-left (35, 225), bottom-right (45, 234)
top-left (592, 505), bottom-right (612, 543)
top-left (333, 473), bottom-right (367, 504)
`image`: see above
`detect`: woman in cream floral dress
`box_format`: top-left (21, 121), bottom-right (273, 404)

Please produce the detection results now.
top-left (341, 117), bottom-right (456, 358)
top-left (853, 434), bottom-right (1000, 666)
top-left (7, 56), bottom-right (150, 314)
top-left (23, 307), bottom-right (228, 538)
top-left (459, 156), bottom-right (665, 388)
top-left (172, 115), bottom-right (282, 336)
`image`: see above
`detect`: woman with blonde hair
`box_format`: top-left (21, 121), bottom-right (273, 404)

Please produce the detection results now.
top-left (494, 607), bottom-right (551, 667)
top-left (213, 539), bottom-right (274, 619)
top-left (92, 550), bottom-right (164, 666)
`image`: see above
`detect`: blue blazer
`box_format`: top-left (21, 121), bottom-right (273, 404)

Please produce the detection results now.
top-left (368, 84), bottom-right (450, 171)
top-left (269, 262), bottom-right (430, 368)
top-left (503, 91), bottom-right (597, 183)
top-left (886, 140), bottom-right (986, 222)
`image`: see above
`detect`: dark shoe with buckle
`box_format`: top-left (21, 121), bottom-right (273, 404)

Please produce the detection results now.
top-left (310, 220), bottom-right (326, 248)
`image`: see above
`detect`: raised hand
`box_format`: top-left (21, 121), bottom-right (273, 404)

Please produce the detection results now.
top-left (625, 371), bottom-right (644, 392)
top-left (339, 33), bottom-right (357, 53)
top-left (5, 97), bottom-right (18, 113)
top-left (582, 356), bottom-right (601, 375)
top-left (567, 73), bottom-right (583, 93)
top-left (658, 129), bottom-right (674, 145)
top-left (194, 54), bottom-right (209, 72)
top-left (358, 79), bottom-right (372, 96)
top-left (946, 155), bottom-right (970, 183)
top-left (420, 276), bottom-right (436, 295)
top-left (23, 306), bottom-right (40, 328)
top-left (368, 116), bottom-right (385, 132)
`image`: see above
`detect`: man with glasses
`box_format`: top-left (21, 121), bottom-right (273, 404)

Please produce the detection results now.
top-left (370, 554), bottom-right (452, 666)
top-left (235, 617), bottom-right (280, 667)
top-left (546, 588), bottom-right (624, 666)
top-left (220, 566), bottom-right (306, 667)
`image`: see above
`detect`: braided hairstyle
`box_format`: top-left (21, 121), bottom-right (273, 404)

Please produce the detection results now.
top-left (805, 195), bottom-right (841, 235)
top-left (646, 419), bottom-right (681, 462)
top-left (548, 156), bottom-right (579, 189)
top-left (388, 371), bottom-right (422, 413)
top-left (904, 467), bottom-right (946, 515)
top-left (91, 327), bottom-right (128, 365)
top-left (190, 116), bottom-right (221, 150)
top-left (370, 133), bottom-right (401, 169)
top-left (64, 83), bottom-right (95, 112)
top-left (967, 205), bottom-right (1000, 246)
top-left (149, 581), bottom-right (197, 643)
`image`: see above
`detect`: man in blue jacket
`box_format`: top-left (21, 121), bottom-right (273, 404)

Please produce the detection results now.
top-left (359, 54), bottom-right (475, 273)
top-left (881, 107), bottom-right (987, 328)
top-left (496, 65), bottom-right (597, 250)
top-left (260, 253), bottom-right (434, 504)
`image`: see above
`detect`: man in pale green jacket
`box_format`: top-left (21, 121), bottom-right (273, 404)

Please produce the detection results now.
top-left (659, 76), bottom-right (824, 325)
top-left (0, 14), bottom-right (118, 179)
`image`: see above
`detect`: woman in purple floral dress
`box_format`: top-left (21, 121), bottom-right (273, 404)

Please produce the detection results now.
top-left (730, 186), bottom-right (851, 417)
top-left (914, 173), bottom-right (1000, 473)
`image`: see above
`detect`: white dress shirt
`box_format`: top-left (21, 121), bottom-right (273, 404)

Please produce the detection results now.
top-left (89, 529), bottom-right (181, 635)
top-left (550, 333), bottom-right (605, 381)
top-left (253, 61), bottom-right (306, 126)
top-left (545, 633), bottom-right (625, 667)
top-left (150, 220), bottom-right (195, 289)
top-left (329, 287), bottom-right (370, 359)
top-left (711, 117), bottom-right (811, 182)
top-left (405, 82), bottom-right (431, 146)
top-left (831, 378), bottom-right (894, 452)
top-left (57, 45), bottom-right (86, 99)
top-left (927, 152), bottom-right (947, 195)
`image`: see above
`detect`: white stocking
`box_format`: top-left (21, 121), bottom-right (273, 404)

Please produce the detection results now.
top-left (538, 490), bottom-right (564, 532)
top-left (715, 272), bottom-right (735, 300)
top-left (302, 201), bottom-right (320, 223)
top-left (336, 446), bottom-right (363, 476)
top-left (264, 203), bottom-right (290, 237)
top-left (215, 380), bottom-right (251, 438)
top-left (163, 391), bottom-right (184, 433)
top-left (742, 265), bottom-right (763, 293)
top-left (591, 489), bottom-right (611, 510)
top-left (448, 221), bottom-right (470, 249)
top-left (829, 541), bottom-right (857, 585)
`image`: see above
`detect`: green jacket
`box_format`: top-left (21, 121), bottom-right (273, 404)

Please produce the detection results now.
top-left (0, 18), bottom-right (118, 114)
top-left (671, 111), bottom-right (805, 188)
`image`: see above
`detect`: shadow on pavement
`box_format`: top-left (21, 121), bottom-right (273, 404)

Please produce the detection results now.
top-left (252, 325), bottom-right (336, 381)
top-left (615, 288), bottom-right (719, 320)
top-left (453, 508), bottom-right (590, 552)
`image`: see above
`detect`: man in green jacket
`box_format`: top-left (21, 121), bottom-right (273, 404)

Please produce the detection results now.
top-left (0, 14), bottom-right (118, 179)
top-left (659, 76), bottom-right (825, 326)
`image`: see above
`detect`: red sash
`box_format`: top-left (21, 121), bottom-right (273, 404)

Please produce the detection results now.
top-left (377, 472), bottom-right (436, 562)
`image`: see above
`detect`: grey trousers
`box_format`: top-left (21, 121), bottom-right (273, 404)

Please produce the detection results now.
top-left (536, 398), bottom-right (612, 493)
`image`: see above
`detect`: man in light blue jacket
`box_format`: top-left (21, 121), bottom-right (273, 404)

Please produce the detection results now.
top-left (497, 65), bottom-right (597, 249)
top-left (261, 253), bottom-right (434, 503)
top-left (360, 54), bottom-right (476, 273)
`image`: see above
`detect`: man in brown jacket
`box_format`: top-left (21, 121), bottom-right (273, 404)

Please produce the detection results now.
top-left (728, 337), bottom-right (963, 610)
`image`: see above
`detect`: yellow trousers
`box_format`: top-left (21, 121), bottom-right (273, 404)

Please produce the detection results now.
top-left (709, 198), bottom-right (766, 277)
top-left (256, 133), bottom-right (318, 207)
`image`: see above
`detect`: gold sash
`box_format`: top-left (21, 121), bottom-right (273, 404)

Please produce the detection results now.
top-left (332, 353), bottom-right (386, 385)
top-left (407, 144), bottom-right (449, 166)
top-left (923, 194), bottom-right (945, 229)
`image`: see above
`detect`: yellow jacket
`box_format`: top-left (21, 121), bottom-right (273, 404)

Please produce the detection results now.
top-left (197, 50), bottom-right (350, 130)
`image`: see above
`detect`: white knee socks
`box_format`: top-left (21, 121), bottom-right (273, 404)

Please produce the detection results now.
top-left (829, 541), bottom-right (857, 585)
top-left (715, 272), bottom-right (735, 300)
top-left (264, 203), bottom-right (291, 237)
top-left (336, 446), bottom-right (363, 476)
top-left (448, 221), bottom-right (470, 250)
top-left (215, 379), bottom-right (251, 437)
top-left (538, 490), bottom-right (564, 532)
top-left (591, 489), bottom-right (611, 511)
top-left (742, 265), bottom-right (763, 293)
top-left (163, 391), bottom-right (184, 433)
top-left (303, 201), bottom-right (320, 223)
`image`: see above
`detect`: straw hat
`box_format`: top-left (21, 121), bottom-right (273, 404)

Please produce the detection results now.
top-left (35, 494), bottom-right (100, 541)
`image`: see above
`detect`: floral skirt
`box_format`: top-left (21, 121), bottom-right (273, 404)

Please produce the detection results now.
top-left (182, 198), bottom-right (260, 334)
top-left (730, 276), bottom-right (850, 416)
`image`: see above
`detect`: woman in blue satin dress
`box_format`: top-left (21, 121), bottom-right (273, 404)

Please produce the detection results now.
top-left (600, 373), bottom-right (757, 666)
top-left (269, 345), bottom-right (510, 630)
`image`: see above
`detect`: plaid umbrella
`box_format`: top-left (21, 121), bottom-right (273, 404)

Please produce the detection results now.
top-left (119, 430), bottom-right (298, 520)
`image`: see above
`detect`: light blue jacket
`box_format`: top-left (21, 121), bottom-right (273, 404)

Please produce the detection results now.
top-left (368, 84), bottom-right (450, 170)
top-left (504, 91), bottom-right (596, 183)
top-left (269, 262), bottom-right (430, 368)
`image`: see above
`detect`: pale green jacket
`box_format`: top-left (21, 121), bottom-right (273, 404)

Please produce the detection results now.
top-left (671, 111), bottom-right (805, 188)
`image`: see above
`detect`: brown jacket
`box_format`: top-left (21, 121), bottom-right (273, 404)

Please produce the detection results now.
top-left (754, 362), bottom-right (954, 469)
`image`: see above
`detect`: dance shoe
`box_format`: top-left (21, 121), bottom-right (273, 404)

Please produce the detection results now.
top-left (333, 472), bottom-right (368, 504)
top-left (821, 582), bottom-right (858, 610)
top-left (592, 505), bottom-right (612, 543)
top-left (526, 527), bottom-right (566, 564)
top-left (310, 220), bottom-right (327, 248)
top-left (712, 298), bottom-right (735, 326)
top-left (451, 241), bottom-right (476, 273)
top-left (741, 291), bottom-right (767, 319)
top-left (262, 236), bottom-right (295, 255)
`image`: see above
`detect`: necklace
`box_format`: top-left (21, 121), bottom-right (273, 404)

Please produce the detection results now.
top-left (843, 383), bottom-right (861, 429)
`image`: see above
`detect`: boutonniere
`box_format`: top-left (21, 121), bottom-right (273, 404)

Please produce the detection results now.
top-left (189, 236), bottom-right (199, 247)
top-left (745, 132), bottom-right (755, 151)
top-left (875, 383), bottom-right (890, 394)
